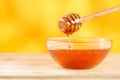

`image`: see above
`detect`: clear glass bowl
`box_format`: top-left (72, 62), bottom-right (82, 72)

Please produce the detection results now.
top-left (46, 37), bottom-right (112, 69)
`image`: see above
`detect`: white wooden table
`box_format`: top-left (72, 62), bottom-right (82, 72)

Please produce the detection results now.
top-left (0, 54), bottom-right (120, 80)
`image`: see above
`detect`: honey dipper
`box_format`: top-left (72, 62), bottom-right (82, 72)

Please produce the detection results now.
top-left (58, 6), bottom-right (120, 35)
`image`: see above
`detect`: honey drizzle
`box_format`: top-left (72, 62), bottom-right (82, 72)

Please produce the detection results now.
top-left (67, 34), bottom-right (72, 49)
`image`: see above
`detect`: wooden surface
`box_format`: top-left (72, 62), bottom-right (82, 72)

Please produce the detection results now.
top-left (0, 54), bottom-right (120, 80)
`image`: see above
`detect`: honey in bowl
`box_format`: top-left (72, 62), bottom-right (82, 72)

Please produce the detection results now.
top-left (47, 37), bottom-right (112, 69)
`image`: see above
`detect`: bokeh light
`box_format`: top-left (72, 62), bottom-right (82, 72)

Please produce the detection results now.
top-left (0, 0), bottom-right (120, 53)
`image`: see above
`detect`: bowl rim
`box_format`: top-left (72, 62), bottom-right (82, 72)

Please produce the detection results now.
top-left (47, 36), bottom-right (112, 44)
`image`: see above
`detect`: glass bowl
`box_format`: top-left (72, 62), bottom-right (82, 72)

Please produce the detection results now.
top-left (46, 37), bottom-right (112, 69)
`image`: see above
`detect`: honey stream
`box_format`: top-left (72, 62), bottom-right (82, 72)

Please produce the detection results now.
top-left (67, 34), bottom-right (72, 49)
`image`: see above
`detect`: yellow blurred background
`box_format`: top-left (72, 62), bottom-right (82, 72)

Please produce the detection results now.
top-left (0, 0), bottom-right (120, 53)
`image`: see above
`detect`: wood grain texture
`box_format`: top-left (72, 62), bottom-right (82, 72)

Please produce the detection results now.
top-left (0, 54), bottom-right (119, 79)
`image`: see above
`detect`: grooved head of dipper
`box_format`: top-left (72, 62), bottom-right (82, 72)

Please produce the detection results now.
top-left (58, 13), bottom-right (82, 35)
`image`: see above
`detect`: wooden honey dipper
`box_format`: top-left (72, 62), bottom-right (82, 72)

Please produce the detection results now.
top-left (58, 6), bottom-right (120, 35)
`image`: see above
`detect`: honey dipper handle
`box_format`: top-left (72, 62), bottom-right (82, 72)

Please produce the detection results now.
top-left (81, 6), bottom-right (120, 22)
